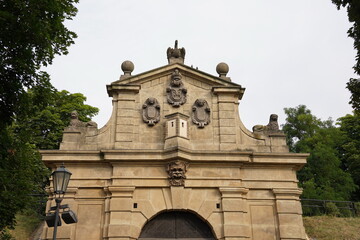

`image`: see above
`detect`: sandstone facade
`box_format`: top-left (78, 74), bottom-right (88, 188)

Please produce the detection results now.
top-left (41, 43), bottom-right (308, 240)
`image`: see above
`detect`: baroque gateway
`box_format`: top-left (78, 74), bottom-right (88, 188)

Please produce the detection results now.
top-left (41, 41), bottom-right (308, 240)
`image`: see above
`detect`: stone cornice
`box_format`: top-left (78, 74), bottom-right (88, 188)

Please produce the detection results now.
top-left (40, 150), bottom-right (101, 163)
top-left (272, 188), bottom-right (303, 200)
top-left (40, 149), bottom-right (308, 168)
top-left (212, 86), bottom-right (246, 100)
top-left (111, 63), bottom-right (241, 88)
top-left (106, 84), bottom-right (141, 97)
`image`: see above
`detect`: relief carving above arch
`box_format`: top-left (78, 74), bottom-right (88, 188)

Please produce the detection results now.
top-left (166, 160), bottom-right (189, 186)
top-left (192, 99), bottom-right (211, 128)
top-left (142, 97), bottom-right (161, 126)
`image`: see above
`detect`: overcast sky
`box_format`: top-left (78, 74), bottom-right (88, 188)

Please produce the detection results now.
top-left (46, 0), bottom-right (356, 130)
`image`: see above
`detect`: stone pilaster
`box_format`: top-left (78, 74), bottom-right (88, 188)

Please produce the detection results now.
top-left (219, 187), bottom-right (250, 240)
top-left (273, 188), bottom-right (306, 240)
top-left (103, 187), bottom-right (111, 239)
top-left (213, 87), bottom-right (244, 151)
top-left (107, 186), bottom-right (135, 240)
top-left (107, 84), bottom-right (140, 149)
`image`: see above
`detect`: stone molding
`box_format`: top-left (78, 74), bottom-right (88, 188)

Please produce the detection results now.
top-left (107, 186), bottom-right (135, 197)
top-left (106, 84), bottom-right (140, 97)
top-left (272, 188), bottom-right (303, 200)
top-left (219, 187), bottom-right (249, 198)
top-left (212, 86), bottom-right (245, 100)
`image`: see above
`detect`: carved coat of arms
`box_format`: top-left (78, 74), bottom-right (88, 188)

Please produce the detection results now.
top-left (191, 99), bottom-right (211, 128)
top-left (166, 69), bottom-right (187, 107)
top-left (142, 97), bottom-right (160, 126)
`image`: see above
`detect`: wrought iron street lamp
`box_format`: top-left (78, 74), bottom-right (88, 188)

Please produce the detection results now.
top-left (46, 164), bottom-right (77, 240)
top-left (52, 165), bottom-right (72, 196)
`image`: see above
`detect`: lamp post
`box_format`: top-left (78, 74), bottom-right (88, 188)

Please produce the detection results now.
top-left (51, 164), bottom-right (72, 240)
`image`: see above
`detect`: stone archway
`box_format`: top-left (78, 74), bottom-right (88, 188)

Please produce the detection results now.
top-left (138, 211), bottom-right (216, 240)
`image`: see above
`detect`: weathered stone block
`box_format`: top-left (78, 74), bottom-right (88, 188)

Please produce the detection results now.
top-left (220, 134), bottom-right (236, 143)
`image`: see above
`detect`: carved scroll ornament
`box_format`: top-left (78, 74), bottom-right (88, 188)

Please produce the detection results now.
top-left (142, 97), bottom-right (160, 126)
top-left (166, 160), bottom-right (189, 186)
top-left (166, 69), bottom-right (187, 107)
top-left (192, 99), bottom-right (211, 128)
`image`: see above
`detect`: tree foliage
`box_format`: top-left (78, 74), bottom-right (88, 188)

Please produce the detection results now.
top-left (0, 127), bottom-right (48, 234)
top-left (0, 0), bottom-right (79, 126)
top-left (0, 76), bottom-right (98, 234)
top-left (332, 0), bottom-right (360, 111)
top-left (0, 0), bottom-right (91, 235)
top-left (14, 74), bottom-right (99, 149)
top-left (283, 105), bottom-right (357, 200)
top-left (338, 112), bottom-right (360, 200)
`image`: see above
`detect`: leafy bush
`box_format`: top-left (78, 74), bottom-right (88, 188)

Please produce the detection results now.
top-left (340, 208), bottom-right (353, 217)
top-left (355, 202), bottom-right (360, 217)
top-left (0, 229), bottom-right (14, 240)
top-left (324, 202), bottom-right (340, 216)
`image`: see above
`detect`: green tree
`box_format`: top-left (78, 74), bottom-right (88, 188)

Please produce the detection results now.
top-left (332, 1), bottom-right (360, 111)
top-left (0, 127), bottom-right (48, 235)
top-left (283, 105), bottom-right (356, 200)
top-left (14, 74), bottom-right (99, 150)
top-left (331, 0), bottom-right (360, 202)
top-left (0, 0), bottom-right (79, 127)
top-left (0, 76), bottom-right (98, 234)
top-left (0, 0), bottom-right (81, 236)
top-left (338, 112), bottom-right (360, 200)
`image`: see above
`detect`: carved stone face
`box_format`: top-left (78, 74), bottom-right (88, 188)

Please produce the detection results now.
top-left (167, 160), bottom-right (188, 186)
top-left (170, 166), bottom-right (184, 178)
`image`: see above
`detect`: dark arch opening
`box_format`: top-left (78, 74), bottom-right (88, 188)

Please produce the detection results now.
top-left (138, 211), bottom-right (216, 239)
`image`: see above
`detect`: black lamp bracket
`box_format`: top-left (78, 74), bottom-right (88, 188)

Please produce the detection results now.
top-left (50, 204), bottom-right (69, 212)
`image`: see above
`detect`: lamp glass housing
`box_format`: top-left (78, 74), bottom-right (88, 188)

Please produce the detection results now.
top-left (52, 165), bottom-right (72, 194)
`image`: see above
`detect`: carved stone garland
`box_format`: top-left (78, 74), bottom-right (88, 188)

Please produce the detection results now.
top-left (191, 99), bottom-right (211, 128)
top-left (166, 160), bottom-right (189, 186)
top-left (166, 69), bottom-right (187, 107)
top-left (142, 97), bottom-right (161, 126)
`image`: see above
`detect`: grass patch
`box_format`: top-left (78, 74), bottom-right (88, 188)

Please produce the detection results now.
top-left (8, 210), bottom-right (42, 240)
top-left (6, 213), bottom-right (360, 240)
top-left (304, 216), bottom-right (360, 240)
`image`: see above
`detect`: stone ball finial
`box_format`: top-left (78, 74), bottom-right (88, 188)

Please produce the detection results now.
top-left (121, 60), bottom-right (134, 75)
top-left (216, 62), bottom-right (229, 77)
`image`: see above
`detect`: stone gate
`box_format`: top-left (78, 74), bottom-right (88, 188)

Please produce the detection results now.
top-left (41, 41), bottom-right (308, 240)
